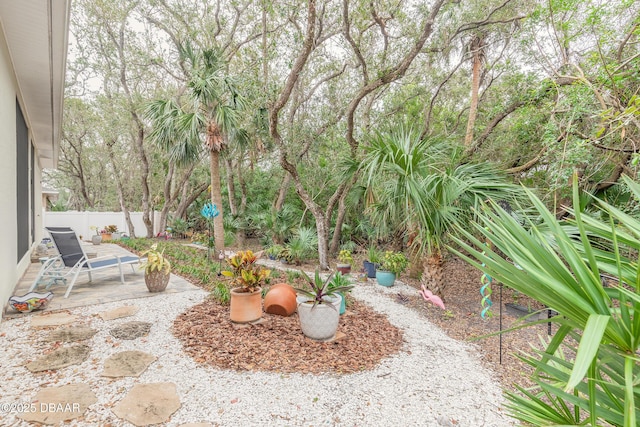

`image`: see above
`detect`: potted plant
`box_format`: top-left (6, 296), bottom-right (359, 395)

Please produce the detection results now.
top-left (264, 244), bottom-right (284, 260)
top-left (336, 249), bottom-right (353, 275)
top-left (101, 224), bottom-right (118, 241)
top-left (327, 271), bottom-right (352, 315)
top-left (140, 243), bottom-right (172, 292)
top-left (376, 250), bottom-right (408, 287)
top-left (294, 269), bottom-right (354, 340)
top-left (221, 250), bottom-right (271, 323)
top-left (363, 246), bottom-right (380, 278)
top-left (90, 226), bottom-right (102, 245)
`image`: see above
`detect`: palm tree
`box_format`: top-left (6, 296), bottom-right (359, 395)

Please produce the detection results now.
top-left (360, 127), bottom-right (523, 297)
top-left (145, 45), bottom-right (244, 255)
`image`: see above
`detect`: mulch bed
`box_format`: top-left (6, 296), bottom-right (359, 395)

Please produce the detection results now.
top-left (173, 298), bottom-right (404, 374)
top-left (168, 241), bottom-right (552, 391)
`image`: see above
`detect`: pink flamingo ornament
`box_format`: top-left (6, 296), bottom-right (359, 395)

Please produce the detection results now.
top-left (420, 285), bottom-right (445, 309)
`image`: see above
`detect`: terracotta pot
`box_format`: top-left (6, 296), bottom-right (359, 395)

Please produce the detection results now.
top-left (336, 264), bottom-right (351, 275)
top-left (264, 283), bottom-right (297, 316)
top-left (145, 270), bottom-right (170, 292)
top-left (230, 287), bottom-right (263, 323)
top-left (101, 233), bottom-right (112, 241)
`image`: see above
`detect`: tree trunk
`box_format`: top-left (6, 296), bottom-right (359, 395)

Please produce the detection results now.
top-left (174, 181), bottom-right (209, 219)
top-left (238, 159), bottom-right (247, 214)
top-left (273, 173), bottom-right (291, 211)
top-left (421, 250), bottom-right (445, 299)
top-left (224, 157), bottom-right (238, 216)
top-left (106, 141), bottom-right (136, 238)
top-left (210, 149), bottom-right (225, 255)
top-left (464, 34), bottom-right (485, 148)
top-left (315, 213), bottom-right (330, 270)
top-left (329, 188), bottom-right (349, 254)
top-left (158, 162), bottom-right (175, 234)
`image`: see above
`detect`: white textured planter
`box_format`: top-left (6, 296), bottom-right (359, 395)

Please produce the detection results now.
top-left (296, 294), bottom-right (342, 341)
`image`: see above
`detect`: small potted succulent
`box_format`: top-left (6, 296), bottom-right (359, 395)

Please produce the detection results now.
top-left (336, 249), bottom-right (353, 275)
top-left (295, 269), bottom-right (354, 340)
top-left (221, 250), bottom-right (271, 323)
top-left (140, 243), bottom-right (172, 292)
top-left (376, 250), bottom-right (408, 287)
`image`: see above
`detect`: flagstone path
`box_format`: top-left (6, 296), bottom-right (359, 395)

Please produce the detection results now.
top-left (9, 304), bottom-right (209, 426)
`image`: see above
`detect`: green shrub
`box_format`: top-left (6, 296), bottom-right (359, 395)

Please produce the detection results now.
top-left (379, 251), bottom-right (408, 274)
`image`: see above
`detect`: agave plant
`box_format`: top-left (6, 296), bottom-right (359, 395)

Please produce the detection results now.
top-left (295, 269), bottom-right (354, 307)
top-left (451, 174), bottom-right (639, 427)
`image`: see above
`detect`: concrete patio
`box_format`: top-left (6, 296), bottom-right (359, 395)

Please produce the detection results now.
top-left (4, 241), bottom-right (201, 319)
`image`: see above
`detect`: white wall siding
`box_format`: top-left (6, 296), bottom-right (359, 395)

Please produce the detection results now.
top-left (0, 30), bottom-right (19, 314)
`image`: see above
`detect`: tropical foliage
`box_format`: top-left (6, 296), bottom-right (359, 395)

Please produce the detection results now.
top-left (221, 250), bottom-right (271, 292)
top-left (452, 175), bottom-right (640, 426)
top-left (360, 127), bottom-right (524, 295)
top-left (139, 244), bottom-right (171, 274)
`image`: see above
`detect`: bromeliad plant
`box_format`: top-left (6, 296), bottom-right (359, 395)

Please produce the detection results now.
top-left (140, 243), bottom-right (172, 274)
top-left (452, 174), bottom-right (639, 427)
top-left (221, 250), bottom-right (271, 293)
top-left (295, 269), bottom-right (354, 306)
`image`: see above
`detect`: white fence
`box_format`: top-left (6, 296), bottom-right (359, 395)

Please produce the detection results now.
top-left (43, 211), bottom-right (162, 240)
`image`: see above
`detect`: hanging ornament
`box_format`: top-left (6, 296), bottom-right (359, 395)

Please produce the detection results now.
top-left (200, 202), bottom-right (219, 219)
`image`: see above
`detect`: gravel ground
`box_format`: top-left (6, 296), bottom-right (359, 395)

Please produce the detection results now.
top-left (0, 280), bottom-right (514, 426)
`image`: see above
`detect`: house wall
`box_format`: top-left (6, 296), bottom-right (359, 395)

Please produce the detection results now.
top-left (0, 29), bottom-right (43, 316)
top-left (0, 30), bottom-right (19, 312)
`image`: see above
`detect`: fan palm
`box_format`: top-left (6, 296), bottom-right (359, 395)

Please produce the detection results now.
top-left (145, 45), bottom-right (245, 254)
top-left (360, 127), bottom-right (523, 297)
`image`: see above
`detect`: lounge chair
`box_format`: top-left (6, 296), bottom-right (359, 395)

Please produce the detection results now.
top-left (29, 227), bottom-right (140, 298)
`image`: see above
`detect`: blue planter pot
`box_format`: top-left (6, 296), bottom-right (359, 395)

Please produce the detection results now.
top-left (363, 261), bottom-right (377, 278)
top-left (338, 292), bottom-right (346, 315)
top-left (376, 270), bottom-right (396, 287)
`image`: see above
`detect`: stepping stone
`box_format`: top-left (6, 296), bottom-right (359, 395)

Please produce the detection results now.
top-left (112, 382), bottom-right (181, 426)
top-left (45, 326), bottom-right (97, 342)
top-left (18, 383), bottom-right (97, 425)
top-left (25, 345), bottom-right (91, 372)
top-left (99, 305), bottom-right (139, 321)
top-left (102, 351), bottom-right (156, 377)
top-left (109, 321), bottom-right (152, 340)
top-left (31, 312), bottom-right (78, 329)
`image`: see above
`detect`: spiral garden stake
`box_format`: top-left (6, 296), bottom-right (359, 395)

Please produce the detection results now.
top-left (479, 235), bottom-right (493, 319)
top-left (480, 270), bottom-right (493, 319)
top-left (479, 231), bottom-right (503, 364)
